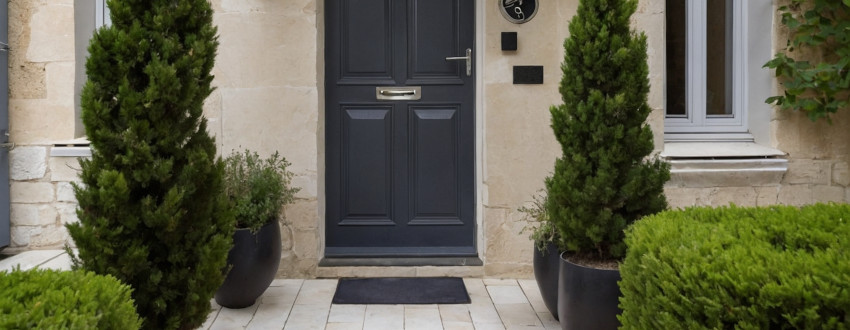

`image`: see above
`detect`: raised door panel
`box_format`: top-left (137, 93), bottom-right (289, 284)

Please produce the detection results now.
top-left (407, 0), bottom-right (464, 84)
top-left (408, 106), bottom-right (461, 225)
top-left (339, 0), bottom-right (394, 84)
top-left (340, 106), bottom-right (394, 226)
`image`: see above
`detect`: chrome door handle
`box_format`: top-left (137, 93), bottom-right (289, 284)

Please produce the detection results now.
top-left (376, 86), bottom-right (422, 100)
top-left (445, 48), bottom-right (472, 76)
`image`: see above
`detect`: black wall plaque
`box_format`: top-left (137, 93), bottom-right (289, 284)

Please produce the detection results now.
top-left (499, 0), bottom-right (538, 24)
top-left (513, 66), bottom-right (543, 84)
top-left (501, 32), bottom-right (517, 51)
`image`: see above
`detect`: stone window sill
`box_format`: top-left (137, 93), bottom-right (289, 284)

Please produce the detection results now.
top-left (50, 138), bottom-right (92, 157)
top-left (661, 142), bottom-right (788, 188)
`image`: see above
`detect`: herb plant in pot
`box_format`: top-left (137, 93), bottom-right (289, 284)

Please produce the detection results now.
top-left (215, 150), bottom-right (300, 309)
top-left (546, 0), bottom-right (670, 328)
top-left (520, 192), bottom-right (559, 320)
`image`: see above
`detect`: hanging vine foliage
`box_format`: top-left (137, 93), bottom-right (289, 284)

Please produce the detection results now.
top-left (764, 0), bottom-right (850, 122)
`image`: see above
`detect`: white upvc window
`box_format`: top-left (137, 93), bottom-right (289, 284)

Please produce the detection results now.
top-left (665, 0), bottom-right (750, 141)
top-left (96, 0), bottom-right (111, 28)
top-left (74, 0), bottom-right (112, 137)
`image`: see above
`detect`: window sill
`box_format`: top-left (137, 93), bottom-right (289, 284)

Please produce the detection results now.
top-left (50, 138), bottom-right (92, 157)
top-left (661, 142), bottom-right (788, 188)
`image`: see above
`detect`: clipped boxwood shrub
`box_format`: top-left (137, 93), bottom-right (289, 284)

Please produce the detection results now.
top-left (0, 269), bottom-right (141, 329)
top-left (620, 204), bottom-right (850, 329)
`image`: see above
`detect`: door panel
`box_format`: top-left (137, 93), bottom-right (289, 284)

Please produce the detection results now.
top-left (410, 106), bottom-right (459, 223)
top-left (341, 106), bottom-right (393, 225)
top-left (340, 0), bottom-right (394, 83)
top-left (408, 0), bottom-right (463, 82)
top-left (326, 0), bottom-right (475, 257)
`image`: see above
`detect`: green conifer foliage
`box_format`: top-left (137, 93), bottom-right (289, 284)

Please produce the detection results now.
top-left (66, 0), bottom-right (234, 328)
top-left (546, 0), bottom-right (670, 260)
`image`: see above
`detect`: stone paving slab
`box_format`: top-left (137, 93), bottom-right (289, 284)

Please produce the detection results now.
top-left (0, 250), bottom-right (66, 271)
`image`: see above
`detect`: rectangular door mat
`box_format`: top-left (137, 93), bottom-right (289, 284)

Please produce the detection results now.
top-left (332, 277), bottom-right (471, 304)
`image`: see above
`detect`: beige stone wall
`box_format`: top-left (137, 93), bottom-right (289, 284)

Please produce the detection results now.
top-left (9, 0), bottom-right (76, 143)
top-left (205, 0), bottom-right (322, 278)
top-left (7, 0), bottom-right (848, 278)
top-left (479, 1), bottom-right (572, 277)
top-left (5, 0), bottom-right (79, 253)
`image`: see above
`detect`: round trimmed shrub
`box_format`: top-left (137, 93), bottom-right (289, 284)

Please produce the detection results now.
top-left (620, 203), bottom-right (850, 329)
top-left (0, 269), bottom-right (141, 329)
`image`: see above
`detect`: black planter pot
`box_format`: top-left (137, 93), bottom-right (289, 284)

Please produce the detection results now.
top-left (215, 221), bottom-right (281, 309)
top-left (533, 241), bottom-right (560, 320)
top-left (558, 253), bottom-right (622, 330)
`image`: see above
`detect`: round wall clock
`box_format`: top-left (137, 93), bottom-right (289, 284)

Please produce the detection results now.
top-left (499, 0), bottom-right (538, 24)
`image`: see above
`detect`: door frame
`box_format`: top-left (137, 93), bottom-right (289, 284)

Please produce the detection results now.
top-left (1, 0), bottom-right (9, 249)
top-left (317, 0), bottom-right (485, 264)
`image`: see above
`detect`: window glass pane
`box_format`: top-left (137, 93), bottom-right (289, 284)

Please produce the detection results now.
top-left (706, 0), bottom-right (732, 116)
top-left (665, 0), bottom-right (687, 117)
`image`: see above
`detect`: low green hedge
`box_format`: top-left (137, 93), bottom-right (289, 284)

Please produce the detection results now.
top-left (620, 203), bottom-right (850, 329)
top-left (0, 268), bottom-right (141, 329)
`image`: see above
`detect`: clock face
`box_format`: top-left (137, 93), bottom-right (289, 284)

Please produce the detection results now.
top-left (499, 0), bottom-right (538, 24)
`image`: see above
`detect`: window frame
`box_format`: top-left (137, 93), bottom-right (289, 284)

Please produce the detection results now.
top-left (95, 0), bottom-right (111, 28)
top-left (74, 0), bottom-right (110, 138)
top-left (665, 0), bottom-right (749, 137)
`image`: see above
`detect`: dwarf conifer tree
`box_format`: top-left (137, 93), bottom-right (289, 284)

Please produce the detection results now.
top-left (66, 0), bottom-right (234, 328)
top-left (546, 0), bottom-right (670, 261)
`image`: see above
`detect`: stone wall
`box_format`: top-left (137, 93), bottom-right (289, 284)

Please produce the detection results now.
top-left (479, 0), bottom-right (573, 277)
top-left (7, 148), bottom-right (81, 251)
top-left (5, 0), bottom-right (78, 252)
top-left (205, 0), bottom-right (322, 278)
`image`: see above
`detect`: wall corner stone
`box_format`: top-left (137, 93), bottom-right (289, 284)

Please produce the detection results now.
top-left (833, 162), bottom-right (850, 187)
top-left (10, 146), bottom-right (48, 180)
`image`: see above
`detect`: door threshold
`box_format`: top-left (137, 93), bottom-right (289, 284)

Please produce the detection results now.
top-left (319, 257), bottom-right (483, 267)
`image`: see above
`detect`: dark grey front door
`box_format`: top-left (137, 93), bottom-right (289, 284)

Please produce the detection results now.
top-left (325, 0), bottom-right (475, 257)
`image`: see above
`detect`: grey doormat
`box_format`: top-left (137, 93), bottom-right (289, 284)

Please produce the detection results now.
top-left (332, 277), bottom-right (471, 304)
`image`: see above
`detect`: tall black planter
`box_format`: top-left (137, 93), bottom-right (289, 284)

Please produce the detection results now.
top-left (215, 221), bottom-right (281, 309)
top-left (533, 241), bottom-right (560, 320)
top-left (558, 253), bottom-right (621, 330)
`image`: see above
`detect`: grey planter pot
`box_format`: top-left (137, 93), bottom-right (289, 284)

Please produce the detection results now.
top-left (533, 241), bottom-right (560, 320)
top-left (558, 253), bottom-right (622, 330)
top-left (215, 221), bottom-right (281, 309)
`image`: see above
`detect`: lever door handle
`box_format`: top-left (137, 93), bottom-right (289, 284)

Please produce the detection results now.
top-left (445, 48), bottom-right (472, 76)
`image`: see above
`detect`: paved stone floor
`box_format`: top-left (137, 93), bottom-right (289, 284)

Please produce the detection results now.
top-left (1, 250), bottom-right (559, 329)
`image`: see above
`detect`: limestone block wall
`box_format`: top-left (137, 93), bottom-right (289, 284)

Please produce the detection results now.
top-left (205, 0), bottom-right (322, 278)
top-left (5, 0), bottom-right (79, 252)
top-left (664, 109), bottom-right (850, 208)
top-left (479, 1), bottom-right (572, 277)
top-left (767, 0), bottom-right (850, 205)
top-left (7, 148), bottom-right (81, 251)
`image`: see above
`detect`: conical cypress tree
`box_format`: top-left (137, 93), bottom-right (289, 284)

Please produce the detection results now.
top-left (546, 0), bottom-right (670, 261)
top-left (66, 0), bottom-right (234, 328)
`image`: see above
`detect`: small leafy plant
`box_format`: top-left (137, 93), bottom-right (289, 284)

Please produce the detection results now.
top-left (223, 150), bottom-right (300, 232)
top-left (764, 0), bottom-right (850, 122)
top-left (519, 191), bottom-right (557, 254)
